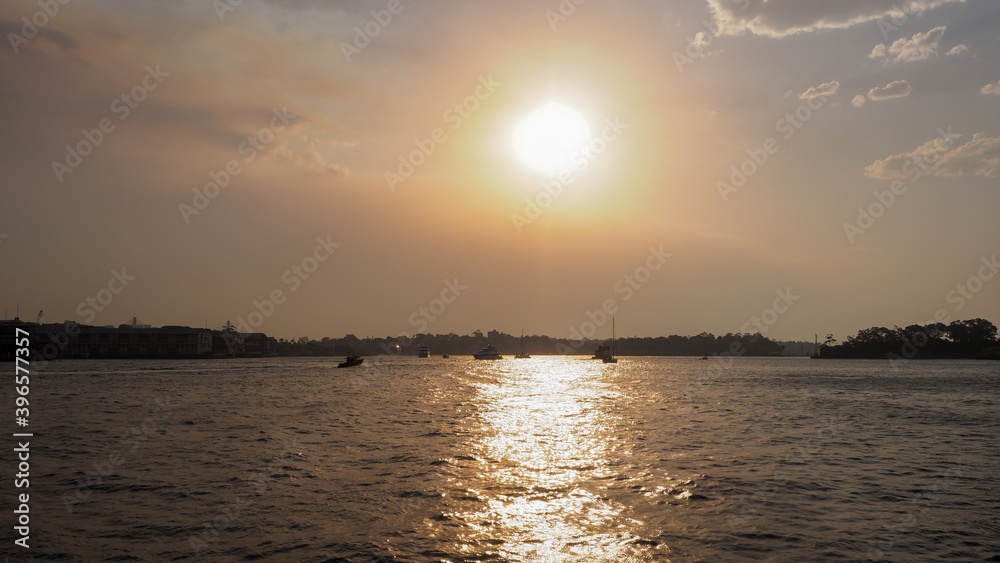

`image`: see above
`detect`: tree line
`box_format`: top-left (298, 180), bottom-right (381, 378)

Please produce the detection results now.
top-left (818, 318), bottom-right (999, 359)
top-left (273, 330), bottom-right (785, 357)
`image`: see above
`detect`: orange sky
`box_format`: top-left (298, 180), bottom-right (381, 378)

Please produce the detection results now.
top-left (1, 0), bottom-right (998, 341)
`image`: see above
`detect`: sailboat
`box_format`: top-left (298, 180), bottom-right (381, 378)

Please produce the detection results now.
top-left (515, 329), bottom-right (531, 359)
top-left (603, 318), bottom-right (618, 363)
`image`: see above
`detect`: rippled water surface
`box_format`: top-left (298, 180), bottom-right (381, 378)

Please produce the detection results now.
top-left (6, 356), bottom-right (1000, 561)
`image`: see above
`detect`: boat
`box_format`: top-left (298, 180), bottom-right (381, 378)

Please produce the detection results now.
top-left (591, 343), bottom-right (611, 361)
top-left (442, 354), bottom-right (450, 359)
top-left (514, 329), bottom-right (531, 359)
top-left (418, 345), bottom-right (430, 358)
top-left (473, 344), bottom-right (503, 360)
top-left (337, 355), bottom-right (364, 368)
top-left (603, 318), bottom-right (618, 364)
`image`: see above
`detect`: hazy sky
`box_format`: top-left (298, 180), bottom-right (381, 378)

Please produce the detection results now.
top-left (2, 0), bottom-right (998, 342)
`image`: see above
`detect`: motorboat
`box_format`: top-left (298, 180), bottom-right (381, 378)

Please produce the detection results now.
top-left (337, 355), bottom-right (364, 368)
top-left (473, 344), bottom-right (503, 360)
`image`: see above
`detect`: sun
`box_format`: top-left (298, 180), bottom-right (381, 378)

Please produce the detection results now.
top-left (513, 103), bottom-right (591, 175)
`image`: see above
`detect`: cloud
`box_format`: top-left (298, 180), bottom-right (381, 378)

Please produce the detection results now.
top-left (869, 26), bottom-right (946, 62)
top-left (865, 133), bottom-right (1000, 179)
top-left (274, 131), bottom-right (352, 176)
top-left (981, 80), bottom-right (1000, 95)
top-left (933, 134), bottom-right (1000, 178)
top-left (693, 31), bottom-right (710, 50)
top-left (852, 94), bottom-right (867, 108)
top-left (799, 80), bottom-right (839, 100)
top-left (868, 80), bottom-right (912, 101)
top-left (704, 0), bottom-right (965, 38)
top-left (946, 44), bottom-right (968, 56)
top-left (278, 148), bottom-right (350, 176)
top-left (0, 18), bottom-right (78, 54)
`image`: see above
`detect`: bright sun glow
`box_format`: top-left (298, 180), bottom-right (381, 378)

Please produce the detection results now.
top-left (513, 103), bottom-right (591, 175)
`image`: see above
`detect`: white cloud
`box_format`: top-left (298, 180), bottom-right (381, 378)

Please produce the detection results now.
top-left (868, 80), bottom-right (912, 101)
top-left (946, 44), bottom-right (968, 56)
top-left (869, 26), bottom-right (947, 63)
top-left (865, 133), bottom-right (1000, 179)
top-left (852, 95), bottom-right (867, 108)
top-left (693, 31), bottom-right (710, 50)
top-left (800, 80), bottom-right (840, 100)
top-left (934, 133), bottom-right (1000, 178)
top-left (704, 0), bottom-right (965, 38)
top-left (981, 80), bottom-right (1000, 96)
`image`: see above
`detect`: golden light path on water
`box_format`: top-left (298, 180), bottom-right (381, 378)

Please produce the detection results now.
top-left (446, 357), bottom-right (661, 562)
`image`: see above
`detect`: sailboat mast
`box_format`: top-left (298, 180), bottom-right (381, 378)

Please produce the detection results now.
top-left (612, 317), bottom-right (616, 357)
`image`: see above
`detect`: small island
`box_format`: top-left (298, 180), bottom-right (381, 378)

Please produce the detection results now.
top-left (815, 318), bottom-right (999, 360)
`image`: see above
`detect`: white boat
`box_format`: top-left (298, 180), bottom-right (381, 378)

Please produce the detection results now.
top-left (473, 344), bottom-right (503, 360)
top-left (418, 345), bottom-right (430, 358)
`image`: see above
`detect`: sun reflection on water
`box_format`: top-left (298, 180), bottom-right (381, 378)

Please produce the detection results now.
top-left (448, 357), bottom-right (663, 562)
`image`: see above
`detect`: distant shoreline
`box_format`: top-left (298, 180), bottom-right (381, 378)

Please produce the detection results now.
top-left (3, 317), bottom-right (997, 362)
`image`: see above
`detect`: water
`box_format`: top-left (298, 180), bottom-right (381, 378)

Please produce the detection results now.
top-left (5, 356), bottom-right (999, 561)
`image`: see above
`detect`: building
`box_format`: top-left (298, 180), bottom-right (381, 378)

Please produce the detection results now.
top-left (1, 320), bottom-right (275, 361)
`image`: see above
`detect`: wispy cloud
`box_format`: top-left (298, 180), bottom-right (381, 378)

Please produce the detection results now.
top-left (800, 80), bottom-right (839, 100)
top-left (852, 95), bottom-right (867, 108)
top-left (865, 133), bottom-right (1000, 179)
top-left (868, 80), bottom-right (912, 101)
top-left (705, 0), bottom-right (965, 38)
